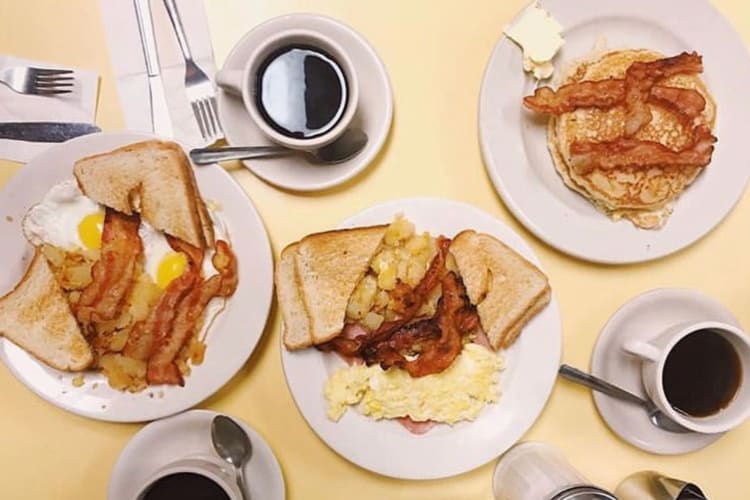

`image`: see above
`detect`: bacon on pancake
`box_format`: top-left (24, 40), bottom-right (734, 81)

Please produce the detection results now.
top-left (569, 125), bottom-right (716, 175)
top-left (523, 79), bottom-right (706, 120)
top-left (146, 240), bottom-right (238, 385)
top-left (75, 209), bottom-right (142, 329)
top-left (623, 52), bottom-right (703, 136)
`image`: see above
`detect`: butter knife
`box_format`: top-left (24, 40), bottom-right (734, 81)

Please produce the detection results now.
top-left (134, 0), bottom-right (173, 137)
top-left (0, 122), bottom-right (101, 142)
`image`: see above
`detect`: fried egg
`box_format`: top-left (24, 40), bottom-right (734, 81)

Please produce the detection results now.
top-left (22, 180), bottom-right (105, 251)
top-left (324, 343), bottom-right (504, 424)
top-left (137, 207), bottom-right (229, 290)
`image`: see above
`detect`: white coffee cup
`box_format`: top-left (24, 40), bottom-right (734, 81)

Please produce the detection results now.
top-left (216, 28), bottom-right (359, 151)
top-left (135, 455), bottom-right (241, 500)
top-left (623, 320), bottom-right (750, 434)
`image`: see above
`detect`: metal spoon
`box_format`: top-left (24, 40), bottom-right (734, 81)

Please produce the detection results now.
top-left (211, 415), bottom-right (253, 499)
top-left (189, 128), bottom-right (368, 166)
top-left (558, 364), bottom-right (692, 434)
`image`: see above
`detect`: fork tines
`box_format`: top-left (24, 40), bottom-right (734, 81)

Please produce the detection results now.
top-left (34, 69), bottom-right (74, 94)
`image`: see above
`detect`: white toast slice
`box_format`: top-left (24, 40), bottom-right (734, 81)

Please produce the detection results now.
top-left (0, 251), bottom-right (93, 371)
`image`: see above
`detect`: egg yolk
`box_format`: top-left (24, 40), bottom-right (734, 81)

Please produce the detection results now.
top-left (156, 252), bottom-right (188, 289)
top-left (78, 212), bottom-right (105, 250)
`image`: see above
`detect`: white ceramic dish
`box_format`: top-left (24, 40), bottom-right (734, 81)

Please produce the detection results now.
top-left (108, 409), bottom-right (285, 500)
top-left (217, 13), bottom-right (393, 192)
top-left (478, 0), bottom-right (750, 264)
top-left (0, 132), bottom-right (274, 422)
top-left (281, 197), bottom-right (562, 479)
top-left (590, 288), bottom-right (735, 454)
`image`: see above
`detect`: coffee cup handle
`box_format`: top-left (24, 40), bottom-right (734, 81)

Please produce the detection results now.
top-left (215, 69), bottom-right (243, 96)
top-left (622, 340), bottom-right (661, 362)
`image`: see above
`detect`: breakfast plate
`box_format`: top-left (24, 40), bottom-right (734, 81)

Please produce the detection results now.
top-left (478, 0), bottom-right (750, 264)
top-left (218, 13), bottom-right (393, 192)
top-left (0, 131), bottom-right (274, 422)
top-left (108, 409), bottom-right (285, 500)
top-left (591, 288), bottom-right (733, 454)
top-left (280, 197), bottom-right (562, 479)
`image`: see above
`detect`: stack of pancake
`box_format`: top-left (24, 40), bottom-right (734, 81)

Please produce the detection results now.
top-left (526, 49), bottom-right (717, 229)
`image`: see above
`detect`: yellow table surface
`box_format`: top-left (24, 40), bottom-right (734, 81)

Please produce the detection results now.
top-left (2, 0), bottom-right (750, 498)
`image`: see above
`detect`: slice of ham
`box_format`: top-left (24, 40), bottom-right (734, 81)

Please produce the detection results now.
top-left (397, 417), bottom-right (437, 435)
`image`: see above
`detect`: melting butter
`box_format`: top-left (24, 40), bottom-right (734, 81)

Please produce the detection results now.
top-left (504, 3), bottom-right (564, 79)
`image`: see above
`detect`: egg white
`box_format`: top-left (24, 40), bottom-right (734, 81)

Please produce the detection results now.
top-left (22, 180), bottom-right (104, 251)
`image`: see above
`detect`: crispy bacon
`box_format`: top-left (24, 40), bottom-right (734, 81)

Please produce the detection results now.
top-left (123, 255), bottom-right (201, 361)
top-left (146, 241), bottom-right (238, 385)
top-left (623, 52), bottom-right (703, 136)
top-left (373, 272), bottom-right (475, 378)
top-left (318, 237), bottom-right (451, 356)
top-left (569, 125), bottom-right (716, 175)
top-left (523, 79), bottom-right (706, 120)
top-left (75, 209), bottom-right (142, 328)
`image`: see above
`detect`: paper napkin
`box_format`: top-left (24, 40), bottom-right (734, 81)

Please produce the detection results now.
top-left (0, 55), bottom-right (99, 162)
top-left (100, 0), bottom-right (218, 147)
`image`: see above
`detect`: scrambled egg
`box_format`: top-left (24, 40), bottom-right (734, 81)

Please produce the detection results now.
top-left (324, 344), bottom-right (504, 425)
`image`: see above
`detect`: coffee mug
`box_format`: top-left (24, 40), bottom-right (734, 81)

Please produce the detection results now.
top-left (216, 28), bottom-right (359, 151)
top-left (623, 320), bottom-right (750, 434)
top-left (135, 455), bottom-right (241, 500)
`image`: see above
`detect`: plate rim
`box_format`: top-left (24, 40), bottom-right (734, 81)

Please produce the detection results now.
top-left (279, 196), bottom-right (562, 479)
top-left (0, 131), bottom-right (274, 422)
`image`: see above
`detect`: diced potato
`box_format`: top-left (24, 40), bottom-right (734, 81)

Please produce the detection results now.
top-left (378, 265), bottom-right (397, 290)
top-left (99, 354), bottom-right (147, 393)
top-left (383, 216), bottom-right (414, 245)
top-left (362, 311), bottom-right (384, 331)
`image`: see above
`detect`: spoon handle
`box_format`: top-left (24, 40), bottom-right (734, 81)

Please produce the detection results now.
top-left (190, 145), bottom-right (291, 165)
top-left (236, 465), bottom-right (249, 500)
top-left (558, 364), bottom-right (648, 409)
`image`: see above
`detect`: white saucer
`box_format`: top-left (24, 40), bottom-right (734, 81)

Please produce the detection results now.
top-left (217, 13), bottom-right (393, 192)
top-left (108, 410), bottom-right (285, 500)
top-left (590, 288), bottom-right (738, 454)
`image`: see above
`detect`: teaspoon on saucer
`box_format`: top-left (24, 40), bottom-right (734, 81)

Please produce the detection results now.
top-left (211, 415), bottom-right (253, 499)
top-left (558, 364), bottom-right (692, 434)
top-left (190, 128), bottom-right (368, 166)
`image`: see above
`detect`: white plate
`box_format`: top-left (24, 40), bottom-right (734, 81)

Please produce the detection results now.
top-left (0, 132), bottom-right (274, 422)
top-left (591, 288), bottom-right (734, 454)
top-left (281, 197), bottom-right (562, 479)
top-left (218, 13), bottom-right (393, 192)
top-left (478, 0), bottom-right (750, 264)
top-left (108, 409), bottom-right (285, 500)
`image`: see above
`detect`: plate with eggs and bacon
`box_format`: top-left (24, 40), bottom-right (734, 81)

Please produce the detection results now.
top-left (278, 198), bottom-right (561, 479)
top-left (0, 132), bottom-right (273, 422)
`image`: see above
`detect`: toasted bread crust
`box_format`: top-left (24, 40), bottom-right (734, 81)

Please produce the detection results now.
top-left (0, 251), bottom-right (92, 371)
top-left (74, 140), bottom-right (213, 248)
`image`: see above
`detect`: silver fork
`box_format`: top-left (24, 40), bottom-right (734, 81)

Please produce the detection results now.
top-left (0, 66), bottom-right (74, 96)
top-left (163, 0), bottom-right (223, 143)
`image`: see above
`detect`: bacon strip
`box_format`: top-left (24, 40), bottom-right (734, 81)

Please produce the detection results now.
top-left (569, 125), bottom-right (716, 175)
top-left (318, 237), bottom-right (451, 357)
top-left (623, 52), bottom-right (703, 136)
top-left (523, 79), bottom-right (706, 119)
top-left (75, 209), bottom-right (142, 328)
top-left (146, 241), bottom-right (238, 385)
top-left (123, 258), bottom-right (200, 361)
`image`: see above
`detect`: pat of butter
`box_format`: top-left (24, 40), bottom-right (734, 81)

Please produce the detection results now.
top-left (504, 3), bottom-right (564, 79)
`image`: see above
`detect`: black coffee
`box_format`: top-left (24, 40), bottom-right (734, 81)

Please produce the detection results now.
top-left (663, 329), bottom-right (742, 417)
top-left (140, 472), bottom-right (230, 500)
top-left (255, 44), bottom-right (348, 139)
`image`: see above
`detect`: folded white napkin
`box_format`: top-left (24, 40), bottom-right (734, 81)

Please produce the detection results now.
top-left (100, 0), bottom-right (218, 147)
top-left (0, 55), bottom-right (99, 162)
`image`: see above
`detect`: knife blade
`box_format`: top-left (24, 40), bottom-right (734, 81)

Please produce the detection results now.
top-left (0, 122), bottom-right (101, 142)
top-left (134, 0), bottom-right (173, 137)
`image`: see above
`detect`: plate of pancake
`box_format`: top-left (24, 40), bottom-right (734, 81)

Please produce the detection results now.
top-left (479, 0), bottom-right (750, 263)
